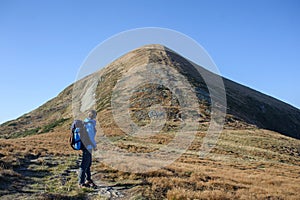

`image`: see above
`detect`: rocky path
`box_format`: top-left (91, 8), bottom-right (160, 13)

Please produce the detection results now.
top-left (86, 182), bottom-right (125, 199)
top-left (53, 155), bottom-right (135, 199)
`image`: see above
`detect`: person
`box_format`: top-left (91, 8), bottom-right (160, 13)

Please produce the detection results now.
top-left (78, 110), bottom-right (97, 188)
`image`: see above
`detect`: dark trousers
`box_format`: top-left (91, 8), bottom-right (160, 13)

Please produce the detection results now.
top-left (78, 149), bottom-right (92, 185)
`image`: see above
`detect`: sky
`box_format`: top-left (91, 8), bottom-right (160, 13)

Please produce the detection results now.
top-left (0, 0), bottom-right (299, 124)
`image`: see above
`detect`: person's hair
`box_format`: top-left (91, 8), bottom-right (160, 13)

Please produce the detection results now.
top-left (75, 120), bottom-right (84, 127)
top-left (88, 110), bottom-right (97, 119)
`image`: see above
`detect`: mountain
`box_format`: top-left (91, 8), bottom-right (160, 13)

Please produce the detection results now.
top-left (1, 44), bottom-right (299, 139)
top-left (1, 44), bottom-right (300, 199)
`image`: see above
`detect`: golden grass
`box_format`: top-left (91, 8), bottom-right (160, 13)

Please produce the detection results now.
top-left (0, 131), bottom-right (77, 156)
top-left (0, 127), bottom-right (299, 199)
top-left (110, 128), bottom-right (300, 199)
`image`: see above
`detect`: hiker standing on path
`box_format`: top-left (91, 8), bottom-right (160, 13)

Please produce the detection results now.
top-left (78, 110), bottom-right (97, 188)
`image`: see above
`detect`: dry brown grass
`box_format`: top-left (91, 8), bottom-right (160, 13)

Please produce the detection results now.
top-left (0, 131), bottom-right (77, 157)
top-left (0, 131), bottom-right (79, 193)
top-left (93, 127), bottom-right (300, 199)
top-left (0, 127), bottom-right (299, 199)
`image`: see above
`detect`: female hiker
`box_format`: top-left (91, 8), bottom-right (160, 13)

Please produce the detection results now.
top-left (78, 110), bottom-right (97, 188)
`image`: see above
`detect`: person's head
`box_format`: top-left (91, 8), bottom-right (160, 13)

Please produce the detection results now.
top-left (88, 110), bottom-right (97, 119)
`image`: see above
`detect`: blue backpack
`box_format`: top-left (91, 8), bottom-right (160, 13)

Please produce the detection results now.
top-left (70, 120), bottom-right (88, 150)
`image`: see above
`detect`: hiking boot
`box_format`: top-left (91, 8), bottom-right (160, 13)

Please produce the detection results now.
top-left (78, 183), bottom-right (90, 189)
top-left (85, 179), bottom-right (97, 188)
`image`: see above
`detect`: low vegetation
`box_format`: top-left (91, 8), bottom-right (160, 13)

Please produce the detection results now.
top-left (4, 118), bottom-right (70, 139)
top-left (0, 127), bottom-right (299, 199)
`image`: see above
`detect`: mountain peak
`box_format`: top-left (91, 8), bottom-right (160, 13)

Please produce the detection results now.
top-left (136, 44), bottom-right (167, 50)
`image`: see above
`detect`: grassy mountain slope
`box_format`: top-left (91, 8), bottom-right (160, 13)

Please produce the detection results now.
top-left (1, 44), bottom-right (299, 139)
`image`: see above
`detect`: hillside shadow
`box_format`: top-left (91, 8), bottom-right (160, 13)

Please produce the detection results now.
top-left (0, 154), bottom-right (52, 196)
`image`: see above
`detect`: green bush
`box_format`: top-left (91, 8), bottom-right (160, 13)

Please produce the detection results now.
top-left (41, 118), bottom-right (69, 133)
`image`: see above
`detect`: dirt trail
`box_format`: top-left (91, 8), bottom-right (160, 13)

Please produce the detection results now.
top-left (0, 153), bottom-right (138, 200)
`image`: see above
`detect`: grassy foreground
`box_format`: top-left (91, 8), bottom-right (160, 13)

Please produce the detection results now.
top-left (0, 128), bottom-right (300, 199)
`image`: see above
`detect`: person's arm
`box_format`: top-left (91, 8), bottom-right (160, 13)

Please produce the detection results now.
top-left (85, 119), bottom-right (97, 149)
top-left (87, 130), bottom-right (97, 149)
top-left (90, 120), bottom-right (97, 149)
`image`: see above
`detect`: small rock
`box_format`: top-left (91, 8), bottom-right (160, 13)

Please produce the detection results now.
top-left (99, 188), bottom-right (112, 198)
top-left (111, 190), bottom-right (123, 197)
top-left (68, 169), bottom-right (78, 172)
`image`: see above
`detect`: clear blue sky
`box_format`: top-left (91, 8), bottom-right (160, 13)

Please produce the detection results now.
top-left (0, 0), bottom-right (299, 124)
